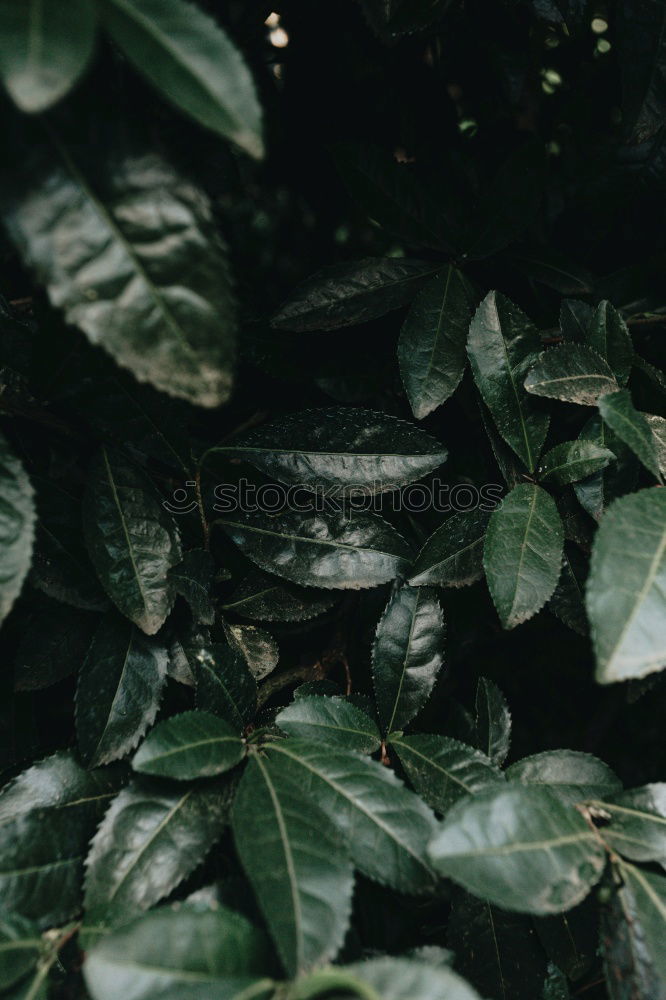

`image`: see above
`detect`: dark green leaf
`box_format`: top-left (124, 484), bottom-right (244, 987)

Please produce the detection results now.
top-left (589, 784), bottom-right (666, 863)
top-left (447, 891), bottom-right (546, 1000)
top-left (194, 641), bottom-right (257, 731)
top-left (573, 414), bottom-right (638, 522)
top-left (463, 143), bottom-right (543, 260)
top-left (398, 266), bottom-right (474, 420)
top-left (597, 389), bottom-right (662, 480)
top-left (276, 695), bottom-right (381, 753)
top-left (535, 897), bottom-right (599, 982)
top-left (506, 750), bottom-right (621, 806)
top-left (601, 863), bottom-right (666, 1000)
top-left (222, 570), bottom-right (337, 623)
top-left (208, 408), bottom-right (447, 494)
top-left (132, 711), bottom-right (245, 780)
top-left (267, 739), bottom-right (438, 894)
top-left (587, 487), bottom-right (666, 683)
top-left (548, 545), bottom-right (588, 636)
top-left (271, 258), bottom-right (437, 331)
top-left (612, 862), bottom-right (666, 989)
top-left (83, 448), bottom-right (181, 635)
top-left (14, 602), bottom-right (96, 691)
top-left (538, 440), bottom-right (615, 486)
top-left (101, 0), bottom-right (263, 158)
top-left (0, 912), bottom-right (42, 991)
top-left (559, 299), bottom-right (593, 342)
top-left (29, 477), bottom-right (107, 612)
top-left (372, 583), bottom-right (445, 734)
top-left (76, 614), bottom-right (168, 767)
top-left (408, 510), bottom-right (490, 588)
top-left (224, 622), bottom-right (279, 682)
top-left (232, 754), bottom-right (354, 975)
top-left (483, 483), bottom-right (563, 629)
top-left (584, 301), bottom-right (633, 385)
top-left (510, 249), bottom-right (592, 296)
top-left (168, 549), bottom-right (215, 626)
top-left (0, 431), bottom-right (35, 626)
top-left (618, 0), bottom-right (666, 144)
top-left (524, 344), bottom-right (618, 406)
top-left (217, 509), bottom-right (412, 590)
top-left (428, 785), bottom-right (606, 914)
top-left (1, 133), bottom-right (237, 407)
top-left (0, 0), bottom-right (96, 112)
top-left (83, 905), bottom-right (274, 1000)
top-left (467, 291), bottom-right (549, 472)
top-left (295, 956), bottom-right (482, 1000)
top-left (474, 677), bottom-right (511, 766)
top-left (83, 777), bottom-right (232, 927)
top-left (0, 751), bottom-right (124, 927)
top-left (390, 733), bottom-right (503, 814)
top-left (646, 413), bottom-right (666, 476)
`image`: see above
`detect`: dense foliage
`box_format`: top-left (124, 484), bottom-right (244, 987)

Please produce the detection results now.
top-left (0, 1), bottom-right (665, 998)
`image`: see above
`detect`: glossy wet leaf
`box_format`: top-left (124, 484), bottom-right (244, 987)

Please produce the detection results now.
top-left (224, 622), bottom-right (278, 682)
top-left (1, 133), bottom-right (237, 407)
top-left (589, 784), bottom-right (666, 863)
top-left (209, 408), bottom-right (447, 494)
top-left (101, 0), bottom-right (263, 158)
top-left (0, 751), bottom-right (124, 927)
top-left (194, 641), bottom-right (256, 731)
top-left (398, 266), bottom-right (475, 420)
top-left (83, 448), bottom-right (181, 634)
top-left (222, 570), bottom-right (337, 623)
top-left (276, 695), bottom-right (381, 753)
top-left (84, 777), bottom-right (232, 927)
top-left (0, 0), bottom-right (96, 113)
top-left (524, 344), bottom-right (617, 406)
top-left (587, 488), bottom-right (666, 682)
top-left (232, 754), bottom-right (354, 975)
top-left (506, 750), bottom-right (621, 806)
top-left (0, 432), bottom-right (35, 626)
top-left (428, 785), bottom-right (606, 914)
top-left (299, 956), bottom-right (482, 1000)
top-left (474, 677), bottom-right (511, 766)
top-left (271, 257), bottom-right (437, 331)
top-left (408, 511), bottom-right (489, 588)
top-left (597, 389), bottom-right (662, 480)
top-left (267, 739), bottom-right (438, 894)
top-left (76, 614), bottom-right (168, 767)
top-left (447, 891), bottom-right (546, 1000)
top-left (372, 583), bottom-right (445, 735)
top-left (484, 483), bottom-right (563, 629)
top-left (0, 912), bottom-right (42, 991)
top-left (584, 300), bottom-right (633, 385)
top-left (83, 905), bottom-right (273, 1000)
top-left (132, 711), bottom-right (245, 780)
top-left (538, 440), bottom-right (615, 486)
top-left (467, 291), bottom-right (549, 472)
top-left (390, 733), bottom-right (503, 815)
top-left (168, 549), bottom-right (215, 625)
top-left (217, 508), bottom-right (412, 590)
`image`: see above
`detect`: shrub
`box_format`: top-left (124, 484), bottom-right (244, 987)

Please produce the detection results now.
top-left (0, 2), bottom-right (664, 999)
